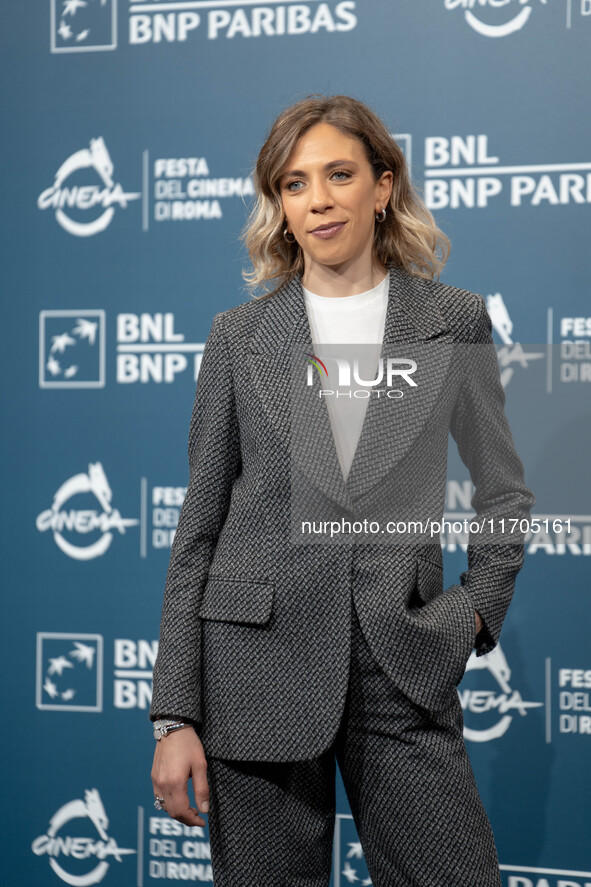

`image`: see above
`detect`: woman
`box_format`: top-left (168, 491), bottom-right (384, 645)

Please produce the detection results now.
top-left (150, 94), bottom-right (534, 886)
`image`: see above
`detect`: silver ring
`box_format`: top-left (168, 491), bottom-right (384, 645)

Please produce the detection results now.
top-left (154, 796), bottom-right (166, 810)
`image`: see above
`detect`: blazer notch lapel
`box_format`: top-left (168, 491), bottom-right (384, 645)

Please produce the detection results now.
top-left (345, 267), bottom-right (453, 502)
top-left (247, 274), bottom-right (353, 515)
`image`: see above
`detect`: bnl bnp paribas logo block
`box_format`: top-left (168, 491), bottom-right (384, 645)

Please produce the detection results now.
top-left (40, 310), bottom-right (206, 387)
top-left (36, 633), bottom-right (159, 711)
top-left (36, 633), bottom-right (103, 712)
top-left (51, 0), bottom-right (117, 52)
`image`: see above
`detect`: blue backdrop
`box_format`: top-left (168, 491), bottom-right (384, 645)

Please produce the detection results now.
top-left (3, 1), bottom-right (591, 885)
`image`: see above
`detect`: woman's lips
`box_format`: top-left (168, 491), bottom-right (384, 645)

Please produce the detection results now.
top-left (310, 222), bottom-right (346, 239)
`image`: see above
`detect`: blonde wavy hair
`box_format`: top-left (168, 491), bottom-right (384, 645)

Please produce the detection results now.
top-left (241, 94), bottom-right (450, 298)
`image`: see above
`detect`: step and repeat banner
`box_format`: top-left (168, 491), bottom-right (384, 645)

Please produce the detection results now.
top-left (2, 1), bottom-right (590, 885)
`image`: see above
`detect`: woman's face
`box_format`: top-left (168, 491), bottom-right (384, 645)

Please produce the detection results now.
top-left (279, 122), bottom-right (392, 274)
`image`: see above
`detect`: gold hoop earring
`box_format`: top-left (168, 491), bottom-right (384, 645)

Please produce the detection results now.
top-left (375, 208), bottom-right (387, 223)
top-left (283, 227), bottom-right (296, 243)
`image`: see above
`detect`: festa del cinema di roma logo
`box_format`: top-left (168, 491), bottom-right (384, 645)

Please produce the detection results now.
top-left (460, 643), bottom-right (543, 741)
top-left (445, 0), bottom-right (547, 37)
top-left (37, 137), bottom-right (140, 236)
top-left (32, 788), bottom-right (135, 886)
top-left (36, 462), bottom-right (138, 560)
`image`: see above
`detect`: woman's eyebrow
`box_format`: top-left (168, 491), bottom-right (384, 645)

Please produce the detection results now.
top-left (281, 160), bottom-right (359, 179)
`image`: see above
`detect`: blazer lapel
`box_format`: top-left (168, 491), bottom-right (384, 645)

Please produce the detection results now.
top-left (248, 275), bottom-right (352, 513)
top-left (345, 268), bottom-right (454, 503)
top-left (248, 265), bottom-right (453, 513)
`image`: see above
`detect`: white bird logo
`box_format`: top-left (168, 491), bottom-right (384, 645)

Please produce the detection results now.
top-left (70, 642), bottom-right (96, 668)
top-left (48, 656), bottom-right (74, 676)
top-left (51, 332), bottom-right (76, 354)
top-left (342, 860), bottom-right (360, 883)
top-left (73, 318), bottom-right (98, 345)
top-left (43, 678), bottom-right (59, 699)
top-left (63, 0), bottom-right (87, 15)
top-left (46, 355), bottom-right (61, 376)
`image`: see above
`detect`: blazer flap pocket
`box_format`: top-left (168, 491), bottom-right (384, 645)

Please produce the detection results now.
top-left (198, 577), bottom-right (275, 625)
top-left (415, 556), bottom-right (444, 604)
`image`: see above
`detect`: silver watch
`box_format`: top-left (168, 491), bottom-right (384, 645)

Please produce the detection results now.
top-left (153, 718), bottom-right (190, 740)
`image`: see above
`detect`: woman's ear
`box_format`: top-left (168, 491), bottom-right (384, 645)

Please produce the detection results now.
top-left (379, 170), bottom-right (394, 206)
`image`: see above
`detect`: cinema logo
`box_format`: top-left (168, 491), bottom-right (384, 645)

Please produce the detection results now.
top-left (444, 0), bottom-right (547, 38)
top-left (36, 463), bottom-right (138, 560)
top-left (486, 293), bottom-right (544, 388)
top-left (305, 352), bottom-right (418, 399)
top-left (37, 138), bottom-right (140, 236)
top-left (32, 789), bottom-right (135, 886)
top-left (459, 644), bottom-right (543, 742)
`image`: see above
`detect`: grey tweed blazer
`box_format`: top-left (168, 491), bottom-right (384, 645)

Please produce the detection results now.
top-left (150, 264), bottom-right (534, 762)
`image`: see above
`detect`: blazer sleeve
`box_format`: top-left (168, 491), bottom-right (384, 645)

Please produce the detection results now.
top-left (149, 310), bottom-right (241, 728)
top-left (449, 294), bottom-right (535, 656)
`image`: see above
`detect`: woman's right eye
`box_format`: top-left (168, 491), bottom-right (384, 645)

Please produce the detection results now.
top-left (285, 180), bottom-right (303, 192)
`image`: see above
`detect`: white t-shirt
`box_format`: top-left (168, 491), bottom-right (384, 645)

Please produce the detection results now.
top-left (302, 271), bottom-right (389, 481)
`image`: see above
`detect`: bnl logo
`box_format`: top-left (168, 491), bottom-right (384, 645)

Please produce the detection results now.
top-left (36, 633), bottom-right (103, 712)
top-left (51, 0), bottom-right (117, 53)
top-left (334, 815), bottom-right (372, 886)
top-left (39, 310), bottom-right (106, 388)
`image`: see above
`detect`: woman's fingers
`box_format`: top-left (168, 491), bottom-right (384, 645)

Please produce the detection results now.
top-left (166, 783), bottom-right (207, 827)
top-left (151, 727), bottom-right (209, 827)
top-left (152, 772), bottom-right (207, 827)
top-left (191, 752), bottom-right (209, 814)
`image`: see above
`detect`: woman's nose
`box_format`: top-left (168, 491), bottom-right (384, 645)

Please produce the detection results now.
top-left (309, 178), bottom-right (333, 210)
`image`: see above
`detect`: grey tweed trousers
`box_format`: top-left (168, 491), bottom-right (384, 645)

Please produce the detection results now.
top-left (205, 597), bottom-right (502, 887)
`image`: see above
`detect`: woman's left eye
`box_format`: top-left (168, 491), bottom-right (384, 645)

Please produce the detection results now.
top-left (332, 170), bottom-right (351, 181)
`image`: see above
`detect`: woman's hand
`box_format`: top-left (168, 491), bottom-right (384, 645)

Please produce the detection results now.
top-left (475, 610), bottom-right (483, 635)
top-left (151, 726), bottom-right (210, 827)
